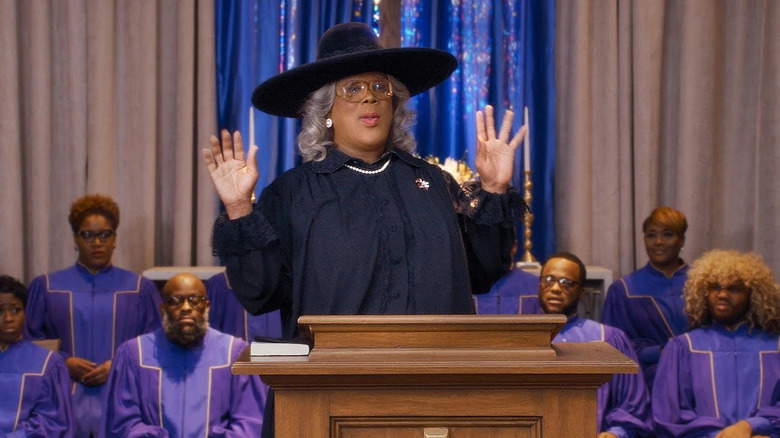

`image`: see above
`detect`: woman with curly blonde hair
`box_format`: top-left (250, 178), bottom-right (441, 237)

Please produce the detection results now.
top-left (685, 250), bottom-right (779, 334)
top-left (652, 249), bottom-right (780, 438)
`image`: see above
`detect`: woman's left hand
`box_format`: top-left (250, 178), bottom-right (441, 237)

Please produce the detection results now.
top-left (474, 105), bottom-right (526, 193)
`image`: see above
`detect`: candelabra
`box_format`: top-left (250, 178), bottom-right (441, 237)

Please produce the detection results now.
top-left (519, 170), bottom-right (538, 264)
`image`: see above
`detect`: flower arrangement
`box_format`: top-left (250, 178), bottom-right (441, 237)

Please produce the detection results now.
top-left (425, 156), bottom-right (477, 185)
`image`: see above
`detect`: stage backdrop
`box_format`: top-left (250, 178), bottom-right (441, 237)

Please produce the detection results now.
top-left (214, 0), bottom-right (557, 263)
top-left (2, 1), bottom-right (776, 282)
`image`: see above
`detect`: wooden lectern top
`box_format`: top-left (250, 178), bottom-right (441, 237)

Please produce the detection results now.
top-left (297, 314), bottom-right (564, 360)
top-left (232, 315), bottom-right (638, 388)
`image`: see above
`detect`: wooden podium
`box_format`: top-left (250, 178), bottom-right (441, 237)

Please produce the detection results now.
top-left (232, 315), bottom-right (637, 437)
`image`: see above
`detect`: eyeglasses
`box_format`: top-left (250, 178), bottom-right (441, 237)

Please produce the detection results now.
top-left (540, 275), bottom-right (579, 291)
top-left (706, 283), bottom-right (748, 294)
top-left (336, 78), bottom-right (394, 102)
top-left (0, 305), bottom-right (23, 316)
top-left (77, 229), bottom-right (115, 242)
top-left (164, 295), bottom-right (207, 309)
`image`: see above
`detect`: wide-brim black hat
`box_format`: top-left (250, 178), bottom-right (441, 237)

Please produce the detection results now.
top-left (251, 22), bottom-right (458, 118)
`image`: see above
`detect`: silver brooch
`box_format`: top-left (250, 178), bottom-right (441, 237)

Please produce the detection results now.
top-left (415, 178), bottom-right (430, 190)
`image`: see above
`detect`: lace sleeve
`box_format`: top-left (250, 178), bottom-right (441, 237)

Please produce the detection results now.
top-left (211, 204), bottom-right (279, 257)
top-left (456, 180), bottom-right (528, 226)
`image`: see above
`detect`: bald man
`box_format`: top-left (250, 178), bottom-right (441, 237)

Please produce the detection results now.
top-left (101, 273), bottom-right (266, 437)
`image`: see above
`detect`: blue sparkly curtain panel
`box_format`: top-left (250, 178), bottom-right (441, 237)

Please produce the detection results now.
top-left (403, 0), bottom-right (556, 262)
top-left (215, 0), bottom-right (555, 261)
top-left (215, 0), bottom-right (377, 193)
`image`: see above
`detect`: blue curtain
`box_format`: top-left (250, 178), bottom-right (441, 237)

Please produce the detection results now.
top-left (215, 0), bottom-right (377, 192)
top-left (402, 0), bottom-right (556, 263)
top-left (215, 0), bottom-right (555, 262)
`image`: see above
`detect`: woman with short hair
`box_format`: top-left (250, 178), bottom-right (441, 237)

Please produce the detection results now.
top-left (25, 194), bottom-right (161, 437)
top-left (602, 206), bottom-right (690, 389)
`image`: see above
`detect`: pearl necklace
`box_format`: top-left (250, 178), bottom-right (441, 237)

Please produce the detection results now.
top-left (344, 159), bottom-right (391, 175)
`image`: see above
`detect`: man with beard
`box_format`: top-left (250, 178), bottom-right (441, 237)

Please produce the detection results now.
top-left (539, 252), bottom-right (653, 438)
top-left (652, 250), bottom-right (780, 438)
top-left (101, 273), bottom-right (266, 437)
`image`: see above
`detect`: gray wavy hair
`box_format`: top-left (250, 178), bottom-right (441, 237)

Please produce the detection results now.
top-left (298, 74), bottom-right (417, 162)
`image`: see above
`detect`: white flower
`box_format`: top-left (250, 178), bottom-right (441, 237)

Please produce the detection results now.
top-left (439, 158), bottom-right (461, 180)
top-left (425, 156), bottom-right (477, 185)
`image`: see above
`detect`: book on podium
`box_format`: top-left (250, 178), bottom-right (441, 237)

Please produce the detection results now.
top-left (251, 336), bottom-right (310, 356)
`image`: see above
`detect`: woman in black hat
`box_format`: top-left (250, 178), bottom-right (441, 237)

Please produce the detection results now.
top-left (203, 22), bottom-right (527, 340)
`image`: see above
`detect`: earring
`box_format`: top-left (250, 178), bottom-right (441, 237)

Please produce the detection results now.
top-left (325, 118), bottom-right (333, 128)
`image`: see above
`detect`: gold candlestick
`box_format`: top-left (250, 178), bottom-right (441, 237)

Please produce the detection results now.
top-left (519, 170), bottom-right (537, 264)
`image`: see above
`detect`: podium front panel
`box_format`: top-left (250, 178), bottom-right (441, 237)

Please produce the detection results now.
top-left (234, 315), bottom-right (636, 437)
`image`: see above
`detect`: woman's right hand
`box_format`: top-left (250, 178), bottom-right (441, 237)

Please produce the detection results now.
top-left (65, 356), bottom-right (97, 382)
top-left (203, 130), bottom-right (259, 219)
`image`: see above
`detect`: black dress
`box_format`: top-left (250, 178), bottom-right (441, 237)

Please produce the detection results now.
top-left (212, 148), bottom-right (524, 339)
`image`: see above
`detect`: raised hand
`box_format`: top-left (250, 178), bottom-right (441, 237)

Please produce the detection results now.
top-left (203, 130), bottom-right (259, 219)
top-left (474, 105), bottom-right (526, 193)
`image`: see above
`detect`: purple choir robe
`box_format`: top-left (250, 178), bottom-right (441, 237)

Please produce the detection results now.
top-left (652, 322), bottom-right (780, 437)
top-left (554, 316), bottom-right (653, 437)
top-left (25, 263), bottom-right (162, 436)
top-left (0, 340), bottom-right (74, 437)
top-left (101, 328), bottom-right (265, 437)
top-left (602, 262), bottom-right (689, 388)
top-left (205, 272), bottom-right (282, 341)
top-left (473, 268), bottom-right (541, 315)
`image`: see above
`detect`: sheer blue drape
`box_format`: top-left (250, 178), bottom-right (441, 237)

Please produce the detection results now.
top-left (215, 0), bottom-right (376, 193)
top-left (215, 0), bottom-right (554, 261)
top-left (403, 0), bottom-right (556, 262)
